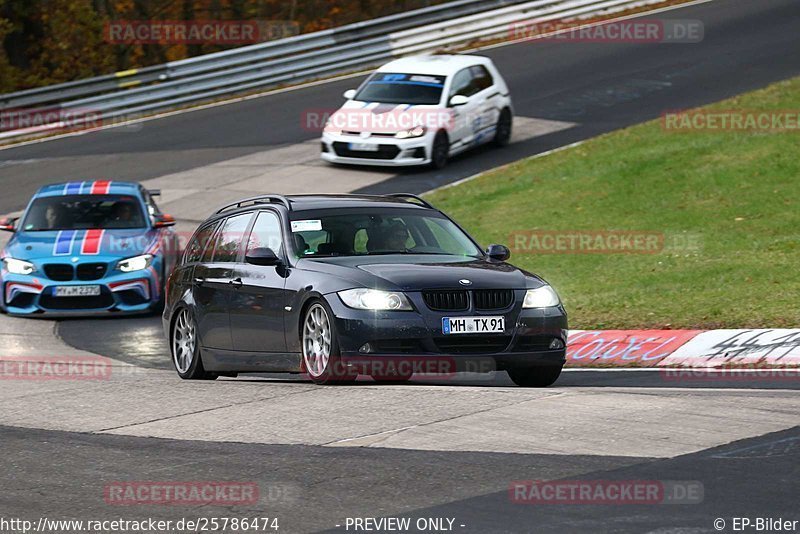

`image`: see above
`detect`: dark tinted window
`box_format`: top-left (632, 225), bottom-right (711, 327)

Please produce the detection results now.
top-left (450, 68), bottom-right (475, 98)
top-left (246, 212), bottom-right (284, 257)
top-left (212, 213), bottom-right (253, 263)
top-left (184, 223), bottom-right (217, 264)
top-left (290, 210), bottom-right (481, 258)
top-left (354, 73), bottom-right (446, 105)
top-left (21, 195), bottom-right (146, 231)
top-left (470, 65), bottom-right (494, 92)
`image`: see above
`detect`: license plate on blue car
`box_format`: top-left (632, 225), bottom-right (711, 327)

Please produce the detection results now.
top-left (54, 285), bottom-right (101, 297)
top-left (442, 316), bottom-right (505, 335)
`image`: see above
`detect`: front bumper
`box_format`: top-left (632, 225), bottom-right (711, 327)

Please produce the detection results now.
top-left (2, 267), bottom-right (161, 317)
top-left (326, 290), bottom-right (568, 374)
top-left (320, 132), bottom-right (432, 167)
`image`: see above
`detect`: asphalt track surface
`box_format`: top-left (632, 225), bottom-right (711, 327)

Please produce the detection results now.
top-left (1, 0), bottom-right (799, 210)
top-left (1, 0), bottom-right (800, 532)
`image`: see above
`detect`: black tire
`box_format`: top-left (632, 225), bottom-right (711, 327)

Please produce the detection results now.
top-left (171, 307), bottom-right (217, 380)
top-left (429, 131), bottom-right (449, 169)
top-left (301, 299), bottom-right (357, 385)
top-left (507, 365), bottom-right (563, 387)
top-left (494, 108), bottom-right (513, 147)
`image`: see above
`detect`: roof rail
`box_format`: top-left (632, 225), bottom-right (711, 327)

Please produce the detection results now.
top-left (385, 193), bottom-right (434, 209)
top-left (215, 195), bottom-right (291, 214)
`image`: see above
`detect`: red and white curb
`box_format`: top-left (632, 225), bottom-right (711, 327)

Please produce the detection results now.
top-left (566, 329), bottom-right (800, 368)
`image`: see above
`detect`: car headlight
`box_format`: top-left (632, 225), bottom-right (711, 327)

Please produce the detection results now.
top-left (338, 288), bottom-right (413, 311)
top-left (523, 286), bottom-right (561, 308)
top-left (395, 126), bottom-right (426, 139)
top-left (2, 257), bottom-right (35, 275)
top-left (116, 254), bottom-right (153, 273)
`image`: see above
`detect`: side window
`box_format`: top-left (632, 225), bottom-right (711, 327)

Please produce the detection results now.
top-left (183, 223), bottom-right (217, 264)
top-left (212, 213), bottom-right (253, 263)
top-left (470, 65), bottom-right (494, 92)
top-left (449, 68), bottom-right (474, 98)
top-left (246, 211), bottom-right (284, 257)
top-left (140, 189), bottom-right (163, 220)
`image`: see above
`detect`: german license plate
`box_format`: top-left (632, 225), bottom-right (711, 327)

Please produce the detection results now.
top-left (54, 285), bottom-right (101, 297)
top-left (442, 316), bottom-right (505, 335)
top-left (348, 142), bottom-right (380, 151)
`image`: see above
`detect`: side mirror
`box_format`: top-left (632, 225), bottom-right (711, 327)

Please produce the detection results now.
top-left (343, 89), bottom-right (357, 100)
top-left (154, 214), bottom-right (176, 228)
top-left (246, 247), bottom-right (281, 266)
top-left (449, 95), bottom-right (469, 107)
top-left (0, 217), bottom-right (17, 232)
top-left (486, 244), bottom-right (510, 261)
top-left (148, 189), bottom-right (162, 197)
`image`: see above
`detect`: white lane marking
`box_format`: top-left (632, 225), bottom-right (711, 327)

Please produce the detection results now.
top-left (0, 0), bottom-right (715, 152)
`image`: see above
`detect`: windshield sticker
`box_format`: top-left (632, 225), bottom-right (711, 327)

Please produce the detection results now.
top-left (291, 220), bottom-right (322, 232)
top-left (369, 73), bottom-right (445, 87)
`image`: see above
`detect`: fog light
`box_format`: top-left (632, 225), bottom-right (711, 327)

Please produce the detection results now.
top-left (549, 338), bottom-right (565, 349)
top-left (359, 343), bottom-right (374, 354)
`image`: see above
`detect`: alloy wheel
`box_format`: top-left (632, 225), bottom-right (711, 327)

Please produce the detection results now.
top-left (303, 304), bottom-right (332, 377)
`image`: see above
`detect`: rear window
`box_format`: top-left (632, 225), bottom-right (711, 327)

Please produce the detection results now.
top-left (354, 73), bottom-right (446, 105)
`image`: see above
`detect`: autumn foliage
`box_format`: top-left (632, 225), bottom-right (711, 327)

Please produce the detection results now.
top-left (0, 0), bottom-right (446, 93)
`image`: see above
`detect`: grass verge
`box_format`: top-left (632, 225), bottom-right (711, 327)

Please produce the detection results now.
top-left (426, 77), bottom-right (800, 329)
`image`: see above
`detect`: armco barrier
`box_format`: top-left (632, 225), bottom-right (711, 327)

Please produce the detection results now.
top-left (0, 0), bottom-right (677, 141)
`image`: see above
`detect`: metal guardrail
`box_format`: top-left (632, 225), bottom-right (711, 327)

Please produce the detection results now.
top-left (0, 0), bottom-right (668, 141)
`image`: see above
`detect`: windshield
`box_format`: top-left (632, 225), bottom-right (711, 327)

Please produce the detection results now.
top-left (290, 210), bottom-right (481, 258)
top-left (21, 195), bottom-right (147, 231)
top-left (354, 73), bottom-right (446, 105)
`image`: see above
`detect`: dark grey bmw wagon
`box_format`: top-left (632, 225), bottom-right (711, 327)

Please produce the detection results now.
top-left (163, 194), bottom-right (567, 386)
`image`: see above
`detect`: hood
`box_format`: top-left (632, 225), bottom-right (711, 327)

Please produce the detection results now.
top-left (299, 254), bottom-right (544, 291)
top-left (330, 101), bottom-right (445, 135)
top-left (4, 228), bottom-right (158, 261)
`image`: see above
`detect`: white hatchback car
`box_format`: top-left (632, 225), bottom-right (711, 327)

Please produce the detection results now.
top-left (320, 54), bottom-right (513, 169)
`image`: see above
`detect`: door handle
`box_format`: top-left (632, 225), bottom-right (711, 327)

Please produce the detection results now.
top-left (229, 277), bottom-right (243, 288)
top-left (194, 277), bottom-right (205, 286)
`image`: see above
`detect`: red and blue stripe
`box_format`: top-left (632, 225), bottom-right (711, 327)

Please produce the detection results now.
top-left (53, 229), bottom-right (104, 256)
top-left (61, 180), bottom-right (113, 196)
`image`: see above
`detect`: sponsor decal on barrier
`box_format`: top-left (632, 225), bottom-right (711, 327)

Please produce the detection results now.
top-left (566, 330), bottom-right (703, 366)
top-left (509, 479), bottom-right (704, 505)
top-left (658, 329), bottom-right (800, 368)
